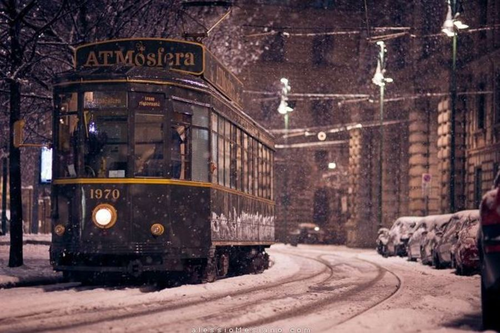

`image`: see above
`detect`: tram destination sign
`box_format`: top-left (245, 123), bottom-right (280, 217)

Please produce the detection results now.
top-left (75, 38), bottom-right (243, 107)
top-left (75, 38), bottom-right (204, 75)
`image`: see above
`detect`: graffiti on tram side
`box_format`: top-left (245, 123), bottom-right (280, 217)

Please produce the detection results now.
top-left (211, 209), bottom-right (275, 242)
top-left (75, 39), bottom-right (204, 74)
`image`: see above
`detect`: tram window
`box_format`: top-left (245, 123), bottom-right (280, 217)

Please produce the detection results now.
top-left (253, 139), bottom-right (258, 196)
top-left (192, 128), bottom-right (209, 182)
top-left (59, 93), bottom-right (78, 113)
top-left (84, 111), bottom-right (128, 178)
top-left (57, 114), bottom-right (78, 178)
top-left (134, 114), bottom-right (164, 177)
top-left (173, 101), bottom-right (208, 127)
top-left (218, 118), bottom-right (225, 186)
top-left (271, 151), bottom-right (274, 200)
top-left (171, 112), bottom-right (191, 180)
top-left (211, 113), bottom-right (218, 184)
top-left (229, 124), bottom-right (236, 189)
top-left (260, 144), bottom-right (265, 198)
top-left (243, 133), bottom-right (249, 193)
top-left (236, 128), bottom-right (242, 191)
top-left (248, 137), bottom-right (254, 195)
top-left (224, 120), bottom-right (231, 187)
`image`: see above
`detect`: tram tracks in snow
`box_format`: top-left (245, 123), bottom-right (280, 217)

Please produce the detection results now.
top-left (0, 248), bottom-right (402, 333)
top-left (218, 249), bottom-right (402, 330)
top-left (0, 252), bottom-right (335, 333)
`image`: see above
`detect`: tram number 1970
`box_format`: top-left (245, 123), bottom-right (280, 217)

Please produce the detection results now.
top-left (89, 188), bottom-right (121, 200)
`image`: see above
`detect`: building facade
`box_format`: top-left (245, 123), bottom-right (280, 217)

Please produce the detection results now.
top-left (232, 0), bottom-right (498, 247)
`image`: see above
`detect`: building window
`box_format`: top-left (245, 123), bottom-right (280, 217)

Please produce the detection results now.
top-left (312, 36), bottom-right (333, 65)
top-left (311, 0), bottom-right (335, 9)
top-left (493, 162), bottom-right (499, 183)
top-left (313, 188), bottom-right (330, 226)
top-left (474, 167), bottom-right (483, 208)
top-left (262, 33), bottom-right (285, 62)
top-left (312, 100), bottom-right (333, 124)
top-left (315, 150), bottom-right (328, 171)
top-left (256, 0), bottom-right (291, 4)
top-left (477, 82), bottom-right (486, 130)
top-left (480, 0), bottom-right (488, 39)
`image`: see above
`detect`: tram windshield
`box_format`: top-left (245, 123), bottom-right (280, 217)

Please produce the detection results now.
top-left (84, 112), bottom-right (128, 177)
top-left (83, 91), bottom-right (129, 178)
top-left (55, 90), bottom-right (211, 181)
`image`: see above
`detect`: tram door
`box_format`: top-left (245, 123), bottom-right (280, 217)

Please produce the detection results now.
top-left (131, 93), bottom-right (168, 242)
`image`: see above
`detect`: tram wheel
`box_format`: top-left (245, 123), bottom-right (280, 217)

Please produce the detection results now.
top-left (202, 258), bottom-right (217, 283)
top-left (217, 253), bottom-right (230, 278)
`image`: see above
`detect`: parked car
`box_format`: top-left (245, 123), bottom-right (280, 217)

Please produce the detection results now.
top-left (479, 185), bottom-right (500, 330)
top-left (433, 211), bottom-right (476, 269)
top-left (452, 210), bottom-right (480, 275)
top-left (420, 214), bottom-right (453, 265)
top-left (407, 215), bottom-right (440, 261)
top-left (376, 227), bottom-right (390, 256)
top-left (289, 223), bottom-right (326, 246)
top-left (386, 216), bottom-right (419, 257)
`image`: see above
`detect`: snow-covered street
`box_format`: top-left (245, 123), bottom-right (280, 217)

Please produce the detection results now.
top-left (0, 241), bottom-right (481, 333)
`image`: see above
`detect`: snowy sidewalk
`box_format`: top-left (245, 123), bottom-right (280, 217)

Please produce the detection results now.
top-left (0, 234), bottom-right (62, 288)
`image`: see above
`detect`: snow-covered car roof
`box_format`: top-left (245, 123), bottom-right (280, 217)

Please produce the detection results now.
top-left (451, 209), bottom-right (479, 221)
top-left (390, 216), bottom-right (421, 230)
top-left (427, 214), bottom-right (454, 231)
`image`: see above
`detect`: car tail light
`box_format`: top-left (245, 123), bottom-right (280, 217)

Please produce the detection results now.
top-left (480, 187), bottom-right (500, 226)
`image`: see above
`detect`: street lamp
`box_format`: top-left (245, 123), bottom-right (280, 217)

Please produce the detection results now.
top-left (372, 41), bottom-right (393, 230)
top-left (278, 77), bottom-right (293, 243)
top-left (442, 0), bottom-right (468, 213)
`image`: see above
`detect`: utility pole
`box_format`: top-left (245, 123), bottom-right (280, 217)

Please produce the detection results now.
top-left (1, 148), bottom-right (7, 236)
top-left (372, 41), bottom-right (392, 230)
top-left (278, 78), bottom-right (293, 243)
top-left (441, 0), bottom-right (468, 213)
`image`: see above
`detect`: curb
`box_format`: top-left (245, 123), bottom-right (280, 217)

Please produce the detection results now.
top-left (0, 275), bottom-right (64, 289)
top-left (0, 240), bottom-right (51, 246)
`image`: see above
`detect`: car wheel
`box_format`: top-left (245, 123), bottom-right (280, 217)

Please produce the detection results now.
top-left (420, 247), bottom-right (427, 264)
top-left (381, 245), bottom-right (388, 258)
top-left (432, 251), bottom-right (442, 269)
top-left (407, 248), bottom-right (416, 262)
top-left (482, 278), bottom-right (500, 331)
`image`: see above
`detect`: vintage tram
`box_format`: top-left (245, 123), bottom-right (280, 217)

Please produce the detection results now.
top-left (49, 38), bottom-right (275, 282)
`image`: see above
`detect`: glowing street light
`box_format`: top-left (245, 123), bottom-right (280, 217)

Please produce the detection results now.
top-left (278, 77), bottom-right (293, 243)
top-left (372, 41), bottom-right (393, 230)
top-left (442, 0), bottom-right (468, 213)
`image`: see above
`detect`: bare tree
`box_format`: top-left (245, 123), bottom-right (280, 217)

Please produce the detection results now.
top-left (0, 0), bottom-right (266, 267)
top-left (0, 0), bottom-right (70, 267)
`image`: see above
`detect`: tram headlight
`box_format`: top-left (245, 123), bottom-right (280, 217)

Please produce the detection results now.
top-left (54, 224), bottom-right (65, 236)
top-left (151, 223), bottom-right (165, 236)
top-left (92, 204), bottom-right (117, 229)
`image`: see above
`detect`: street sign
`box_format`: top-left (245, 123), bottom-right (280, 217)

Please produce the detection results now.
top-left (422, 173), bottom-right (432, 196)
top-left (422, 173), bottom-right (432, 183)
